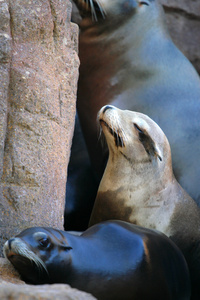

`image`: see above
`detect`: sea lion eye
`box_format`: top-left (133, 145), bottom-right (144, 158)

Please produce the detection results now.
top-left (38, 238), bottom-right (49, 248)
top-left (139, 1), bottom-right (149, 6)
top-left (33, 232), bottom-right (50, 248)
top-left (134, 123), bottom-right (144, 134)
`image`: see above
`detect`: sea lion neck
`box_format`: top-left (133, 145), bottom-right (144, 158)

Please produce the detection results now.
top-left (100, 153), bottom-right (171, 195)
top-left (79, 11), bottom-right (172, 85)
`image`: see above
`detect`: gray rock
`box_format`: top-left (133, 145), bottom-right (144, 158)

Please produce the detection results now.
top-left (0, 0), bottom-right (79, 254)
top-left (0, 258), bottom-right (23, 284)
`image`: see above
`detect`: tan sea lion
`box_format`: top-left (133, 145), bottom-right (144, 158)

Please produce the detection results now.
top-left (89, 105), bottom-right (200, 300)
top-left (3, 220), bottom-right (190, 300)
top-left (65, 0), bottom-right (200, 230)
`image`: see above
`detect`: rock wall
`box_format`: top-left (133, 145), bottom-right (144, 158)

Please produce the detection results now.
top-left (161, 0), bottom-right (200, 74)
top-left (0, 0), bottom-right (79, 254)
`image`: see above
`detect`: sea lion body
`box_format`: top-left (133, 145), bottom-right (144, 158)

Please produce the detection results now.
top-left (65, 0), bottom-right (200, 229)
top-left (89, 105), bottom-right (200, 299)
top-left (4, 221), bottom-right (190, 300)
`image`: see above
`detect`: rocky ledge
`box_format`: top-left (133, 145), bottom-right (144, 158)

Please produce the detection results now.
top-left (0, 258), bottom-right (96, 300)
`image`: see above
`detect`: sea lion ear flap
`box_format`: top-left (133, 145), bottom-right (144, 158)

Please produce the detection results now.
top-left (153, 145), bottom-right (162, 162)
top-left (139, 1), bottom-right (150, 7)
top-left (145, 135), bottom-right (162, 162)
top-left (134, 123), bottom-right (162, 162)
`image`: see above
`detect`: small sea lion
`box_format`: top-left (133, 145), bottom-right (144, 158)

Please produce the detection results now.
top-left (89, 105), bottom-right (200, 299)
top-left (3, 220), bottom-right (190, 300)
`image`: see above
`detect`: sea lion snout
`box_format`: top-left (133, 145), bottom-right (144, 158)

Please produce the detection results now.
top-left (98, 105), bottom-right (164, 163)
top-left (7, 238), bottom-right (15, 251)
top-left (4, 237), bottom-right (20, 257)
top-left (102, 105), bottom-right (115, 114)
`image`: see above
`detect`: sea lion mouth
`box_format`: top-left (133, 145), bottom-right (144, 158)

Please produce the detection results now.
top-left (74, 0), bottom-right (106, 21)
top-left (7, 251), bottom-right (20, 260)
top-left (100, 119), bottom-right (125, 148)
top-left (8, 252), bottom-right (35, 267)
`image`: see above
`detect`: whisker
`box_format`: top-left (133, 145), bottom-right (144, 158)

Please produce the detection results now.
top-left (97, 126), bottom-right (103, 142)
top-left (89, 0), bottom-right (98, 21)
top-left (95, 0), bottom-right (106, 18)
top-left (120, 128), bottom-right (127, 146)
top-left (7, 239), bottom-right (49, 276)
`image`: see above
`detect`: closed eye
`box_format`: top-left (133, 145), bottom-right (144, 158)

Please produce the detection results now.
top-left (134, 123), bottom-right (144, 134)
top-left (140, 1), bottom-right (149, 6)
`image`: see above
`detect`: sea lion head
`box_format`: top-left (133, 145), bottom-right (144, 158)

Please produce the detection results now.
top-left (3, 227), bottom-right (73, 284)
top-left (98, 105), bottom-right (172, 178)
top-left (73, 0), bottom-right (163, 25)
top-left (96, 0), bottom-right (155, 17)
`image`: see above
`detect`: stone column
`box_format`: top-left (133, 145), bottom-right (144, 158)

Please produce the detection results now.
top-left (0, 0), bottom-right (79, 254)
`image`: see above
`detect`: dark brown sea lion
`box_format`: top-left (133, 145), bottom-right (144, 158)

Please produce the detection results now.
top-left (65, 0), bottom-right (200, 230)
top-left (3, 220), bottom-right (190, 300)
top-left (89, 105), bottom-right (200, 300)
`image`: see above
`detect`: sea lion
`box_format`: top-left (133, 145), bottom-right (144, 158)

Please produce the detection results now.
top-left (89, 105), bottom-right (200, 299)
top-left (65, 0), bottom-right (200, 230)
top-left (3, 220), bottom-right (190, 300)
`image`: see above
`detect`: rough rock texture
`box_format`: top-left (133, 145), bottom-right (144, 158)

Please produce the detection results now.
top-left (0, 283), bottom-right (97, 300)
top-left (0, 258), bottom-right (97, 299)
top-left (0, 282), bottom-right (97, 300)
top-left (0, 0), bottom-right (79, 254)
top-left (0, 258), bottom-right (23, 284)
top-left (161, 0), bottom-right (200, 74)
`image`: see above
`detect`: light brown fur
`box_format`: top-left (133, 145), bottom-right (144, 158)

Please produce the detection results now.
top-left (89, 105), bottom-right (200, 299)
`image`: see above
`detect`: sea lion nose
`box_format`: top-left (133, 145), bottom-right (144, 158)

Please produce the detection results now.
top-left (102, 105), bottom-right (115, 114)
top-left (8, 238), bottom-right (15, 250)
